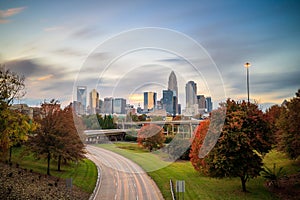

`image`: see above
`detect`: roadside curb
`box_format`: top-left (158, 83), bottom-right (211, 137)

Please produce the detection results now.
top-left (88, 158), bottom-right (102, 200)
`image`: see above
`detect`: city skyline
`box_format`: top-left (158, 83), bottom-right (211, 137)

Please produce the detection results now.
top-left (75, 74), bottom-right (212, 116)
top-left (1, 1), bottom-right (300, 110)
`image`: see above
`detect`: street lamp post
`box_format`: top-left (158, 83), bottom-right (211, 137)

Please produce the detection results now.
top-left (244, 62), bottom-right (251, 103)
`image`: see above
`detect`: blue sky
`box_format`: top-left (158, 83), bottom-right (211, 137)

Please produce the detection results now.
top-left (1, 0), bottom-right (300, 109)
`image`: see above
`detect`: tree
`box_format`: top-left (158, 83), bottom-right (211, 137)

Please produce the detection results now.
top-left (265, 104), bottom-right (282, 145)
top-left (276, 89), bottom-right (300, 159)
top-left (28, 100), bottom-right (86, 174)
top-left (0, 109), bottom-right (33, 161)
top-left (54, 105), bottom-right (85, 171)
top-left (27, 100), bottom-right (61, 175)
top-left (0, 66), bottom-right (27, 160)
top-left (138, 114), bottom-right (147, 121)
top-left (0, 65), bottom-right (25, 107)
top-left (6, 110), bottom-right (37, 162)
top-left (190, 99), bottom-right (272, 192)
top-left (189, 120), bottom-right (210, 172)
top-left (137, 124), bottom-right (165, 152)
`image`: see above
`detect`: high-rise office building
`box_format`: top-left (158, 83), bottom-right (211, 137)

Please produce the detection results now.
top-left (114, 98), bottom-right (126, 114)
top-left (77, 86), bottom-right (87, 114)
top-left (144, 92), bottom-right (157, 111)
top-left (99, 99), bottom-right (103, 113)
top-left (103, 97), bottom-right (114, 114)
top-left (197, 95), bottom-right (206, 109)
top-left (206, 97), bottom-right (213, 113)
top-left (89, 89), bottom-right (99, 114)
top-left (162, 90), bottom-right (174, 115)
top-left (178, 104), bottom-right (181, 115)
top-left (168, 71), bottom-right (179, 114)
top-left (186, 81), bottom-right (197, 108)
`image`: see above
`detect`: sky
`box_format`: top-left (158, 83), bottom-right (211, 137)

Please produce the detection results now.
top-left (1, 0), bottom-right (300, 110)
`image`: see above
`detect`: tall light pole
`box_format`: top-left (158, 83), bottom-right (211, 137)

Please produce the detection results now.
top-left (244, 62), bottom-right (251, 103)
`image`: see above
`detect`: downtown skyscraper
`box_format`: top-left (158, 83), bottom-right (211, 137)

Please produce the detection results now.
top-left (76, 86), bottom-right (87, 114)
top-left (167, 71), bottom-right (179, 115)
top-left (144, 92), bottom-right (157, 111)
top-left (186, 81), bottom-right (197, 108)
top-left (89, 89), bottom-right (99, 114)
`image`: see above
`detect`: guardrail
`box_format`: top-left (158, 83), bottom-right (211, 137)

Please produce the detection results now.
top-left (170, 179), bottom-right (176, 200)
top-left (89, 165), bottom-right (101, 200)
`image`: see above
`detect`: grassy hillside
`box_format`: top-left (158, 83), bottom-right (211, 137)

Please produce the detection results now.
top-left (97, 142), bottom-right (299, 200)
top-left (10, 146), bottom-right (97, 193)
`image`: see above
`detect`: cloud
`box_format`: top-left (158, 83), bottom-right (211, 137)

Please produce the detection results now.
top-left (0, 7), bottom-right (26, 17)
top-left (157, 58), bottom-right (186, 63)
top-left (4, 58), bottom-right (80, 106)
top-left (227, 69), bottom-right (300, 102)
top-left (0, 7), bottom-right (26, 23)
top-left (52, 48), bottom-right (84, 57)
top-left (71, 27), bottom-right (101, 39)
top-left (4, 59), bottom-right (53, 77)
top-left (37, 74), bottom-right (53, 81)
top-left (44, 26), bottom-right (64, 32)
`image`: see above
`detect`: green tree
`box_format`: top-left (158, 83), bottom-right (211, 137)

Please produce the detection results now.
top-left (7, 110), bottom-right (37, 162)
top-left (82, 114), bottom-right (100, 129)
top-left (0, 66), bottom-right (27, 160)
top-left (100, 114), bottom-right (116, 129)
top-left (137, 124), bottom-right (165, 152)
top-left (0, 65), bottom-right (25, 107)
top-left (126, 113), bottom-right (139, 122)
top-left (276, 89), bottom-right (300, 159)
top-left (190, 99), bottom-right (272, 192)
top-left (138, 114), bottom-right (147, 121)
top-left (0, 109), bottom-right (34, 161)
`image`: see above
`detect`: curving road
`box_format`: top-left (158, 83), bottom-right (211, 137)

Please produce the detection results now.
top-left (86, 145), bottom-right (164, 200)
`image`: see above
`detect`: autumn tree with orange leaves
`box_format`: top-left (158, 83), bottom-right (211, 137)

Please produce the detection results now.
top-left (189, 120), bottom-right (210, 172)
top-left (276, 89), bottom-right (300, 159)
top-left (190, 99), bottom-right (272, 192)
top-left (28, 100), bottom-right (85, 175)
top-left (265, 104), bottom-right (282, 145)
top-left (137, 124), bottom-right (165, 152)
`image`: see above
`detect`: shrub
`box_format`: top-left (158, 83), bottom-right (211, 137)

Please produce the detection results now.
top-left (124, 134), bottom-right (137, 142)
top-left (262, 163), bottom-right (285, 188)
top-left (164, 136), bottom-right (174, 144)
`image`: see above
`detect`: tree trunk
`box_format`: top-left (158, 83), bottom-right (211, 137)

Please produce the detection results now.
top-left (47, 152), bottom-right (51, 175)
top-left (240, 176), bottom-right (247, 192)
top-left (9, 146), bottom-right (12, 163)
top-left (57, 155), bottom-right (61, 171)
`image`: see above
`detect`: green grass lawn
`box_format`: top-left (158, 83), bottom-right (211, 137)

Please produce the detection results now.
top-left (97, 142), bottom-right (299, 200)
top-left (10, 147), bottom-right (97, 193)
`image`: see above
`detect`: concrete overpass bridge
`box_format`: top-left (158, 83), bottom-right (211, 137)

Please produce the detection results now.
top-left (117, 120), bottom-right (202, 135)
top-left (85, 129), bottom-right (137, 144)
top-left (85, 120), bottom-right (203, 143)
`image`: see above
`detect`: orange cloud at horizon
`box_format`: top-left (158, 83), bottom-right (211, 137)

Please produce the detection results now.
top-left (37, 74), bottom-right (54, 81)
top-left (128, 93), bottom-right (143, 104)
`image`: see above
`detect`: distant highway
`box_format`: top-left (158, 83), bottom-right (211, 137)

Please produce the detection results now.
top-left (87, 145), bottom-right (164, 200)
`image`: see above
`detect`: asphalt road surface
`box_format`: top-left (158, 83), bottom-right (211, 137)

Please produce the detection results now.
top-left (87, 145), bottom-right (164, 200)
